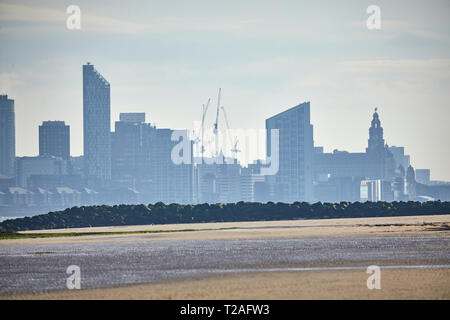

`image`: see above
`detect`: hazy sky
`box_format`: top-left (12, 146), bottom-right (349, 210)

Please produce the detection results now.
top-left (1, 0), bottom-right (449, 180)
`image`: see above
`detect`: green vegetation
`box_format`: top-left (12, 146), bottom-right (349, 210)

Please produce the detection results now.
top-left (0, 201), bottom-right (449, 233)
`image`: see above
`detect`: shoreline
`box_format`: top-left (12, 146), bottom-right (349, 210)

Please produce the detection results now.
top-left (1, 214), bottom-right (449, 300)
top-left (17, 213), bottom-right (450, 234)
top-left (1, 214), bottom-right (449, 245)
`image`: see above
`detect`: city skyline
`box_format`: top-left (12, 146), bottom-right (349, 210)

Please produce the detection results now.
top-left (1, 63), bottom-right (448, 183)
top-left (2, 1), bottom-right (450, 304)
top-left (1, 66), bottom-right (449, 212)
top-left (1, 0), bottom-right (450, 181)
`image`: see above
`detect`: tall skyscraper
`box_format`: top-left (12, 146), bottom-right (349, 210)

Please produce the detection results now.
top-left (0, 95), bottom-right (15, 178)
top-left (266, 101), bottom-right (314, 202)
top-left (83, 63), bottom-right (111, 184)
top-left (39, 121), bottom-right (70, 160)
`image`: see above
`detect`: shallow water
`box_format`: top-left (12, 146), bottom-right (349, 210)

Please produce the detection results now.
top-left (0, 235), bottom-right (449, 294)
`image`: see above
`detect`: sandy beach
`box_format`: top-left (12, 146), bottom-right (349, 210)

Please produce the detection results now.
top-left (1, 214), bottom-right (449, 300)
top-left (1, 214), bottom-right (449, 246)
top-left (6, 268), bottom-right (450, 300)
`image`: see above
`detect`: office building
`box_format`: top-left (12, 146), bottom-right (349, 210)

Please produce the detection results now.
top-left (142, 127), bottom-right (193, 204)
top-left (111, 115), bottom-right (194, 204)
top-left (0, 95), bottom-right (15, 178)
top-left (39, 121), bottom-right (70, 160)
top-left (265, 102), bottom-right (314, 202)
top-left (111, 113), bottom-right (145, 188)
top-left (83, 63), bottom-right (111, 184)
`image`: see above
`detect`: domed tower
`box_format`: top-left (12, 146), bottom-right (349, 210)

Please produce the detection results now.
top-left (365, 108), bottom-right (392, 180)
top-left (366, 107), bottom-right (385, 154)
top-left (405, 165), bottom-right (416, 200)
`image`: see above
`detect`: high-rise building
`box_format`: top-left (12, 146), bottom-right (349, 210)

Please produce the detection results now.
top-left (140, 127), bottom-right (194, 204)
top-left (39, 121), bottom-right (70, 160)
top-left (266, 101), bottom-right (314, 202)
top-left (111, 113), bottom-right (145, 187)
top-left (83, 63), bottom-right (111, 184)
top-left (111, 113), bottom-right (194, 204)
top-left (0, 95), bottom-right (15, 178)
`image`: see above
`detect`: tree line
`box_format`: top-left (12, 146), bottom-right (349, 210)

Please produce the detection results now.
top-left (1, 200), bottom-right (449, 233)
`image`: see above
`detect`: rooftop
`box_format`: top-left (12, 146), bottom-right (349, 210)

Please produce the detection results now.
top-left (266, 101), bottom-right (310, 121)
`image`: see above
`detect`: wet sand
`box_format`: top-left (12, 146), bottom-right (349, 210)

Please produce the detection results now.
top-left (1, 214), bottom-right (449, 299)
top-left (5, 268), bottom-right (450, 300)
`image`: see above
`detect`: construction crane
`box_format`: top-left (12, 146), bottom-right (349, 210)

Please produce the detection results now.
top-left (200, 98), bottom-right (211, 161)
top-left (221, 105), bottom-right (241, 160)
top-left (192, 98), bottom-right (211, 160)
top-left (213, 88), bottom-right (222, 158)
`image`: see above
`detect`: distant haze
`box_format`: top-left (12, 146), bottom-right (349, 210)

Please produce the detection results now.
top-left (1, 0), bottom-right (449, 180)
